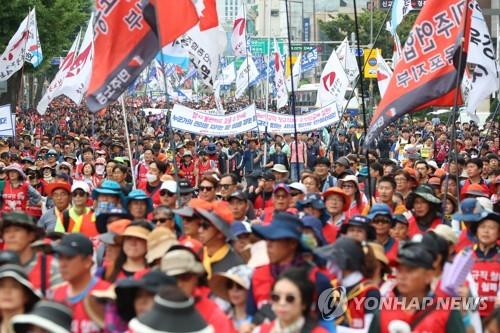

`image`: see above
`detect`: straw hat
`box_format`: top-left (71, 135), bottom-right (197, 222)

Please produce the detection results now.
top-left (146, 228), bottom-right (178, 264)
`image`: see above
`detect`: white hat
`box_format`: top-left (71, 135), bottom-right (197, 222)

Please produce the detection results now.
top-left (71, 181), bottom-right (90, 194)
top-left (427, 160), bottom-right (438, 170)
top-left (271, 164), bottom-right (288, 174)
top-left (433, 224), bottom-right (458, 245)
top-left (161, 180), bottom-right (177, 193)
top-left (289, 182), bottom-right (307, 194)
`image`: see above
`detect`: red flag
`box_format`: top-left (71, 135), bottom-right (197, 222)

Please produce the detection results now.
top-left (86, 0), bottom-right (159, 112)
top-left (364, 0), bottom-right (472, 147)
top-left (149, 0), bottom-right (199, 47)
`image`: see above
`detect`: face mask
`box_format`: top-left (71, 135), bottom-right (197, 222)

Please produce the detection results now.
top-left (301, 233), bottom-right (318, 249)
top-left (95, 201), bottom-right (116, 216)
top-left (146, 173), bottom-right (157, 183)
top-left (96, 165), bottom-right (105, 175)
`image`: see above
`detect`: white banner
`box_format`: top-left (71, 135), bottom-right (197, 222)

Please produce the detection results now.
top-left (170, 103), bottom-right (340, 136)
top-left (336, 38), bottom-right (359, 83)
top-left (171, 104), bottom-right (257, 136)
top-left (274, 38), bottom-right (288, 109)
top-left (25, 8), bottom-right (43, 67)
top-left (376, 52), bottom-right (393, 98)
top-left (221, 62), bottom-right (236, 85)
top-left (0, 13), bottom-right (30, 81)
top-left (0, 105), bottom-right (14, 137)
top-left (231, 5), bottom-right (248, 57)
top-left (317, 49), bottom-right (349, 107)
top-left (235, 57), bottom-right (259, 98)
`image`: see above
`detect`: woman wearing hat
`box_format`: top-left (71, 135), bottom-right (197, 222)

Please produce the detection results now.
top-left (469, 211), bottom-right (500, 319)
top-left (338, 175), bottom-right (368, 219)
top-left (108, 221), bottom-right (153, 282)
top-left (0, 264), bottom-right (41, 333)
top-left (161, 246), bottom-right (236, 332)
top-left (314, 237), bottom-right (380, 330)
top-left (406, 185), bottom-right (443, 238)
top-left (125, 189), bottom-right (153, 220)
top-left (440, 192), bottom-right (458, 224)
top-left (11, 300), bottom-right (72, 333)
top-left (255, 267), bottom-right (329, 333)
top-left (322, 187), bottom-right (351, 243)
top-left (341, 215), bottom-right (376, 242)
top-left (209, 265), bottom-right (253, 331)
top-left (1, 163), bottom-right (42, 212)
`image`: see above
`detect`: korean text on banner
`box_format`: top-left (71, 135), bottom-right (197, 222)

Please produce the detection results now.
top-left (171, 104), bottom-right (258, 136)
top-left (0, 105), bottom-right (14, 137)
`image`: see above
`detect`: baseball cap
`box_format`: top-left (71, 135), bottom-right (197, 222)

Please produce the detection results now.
top-left (273, 183), bottom-right (290, 194)
top-left (289, 182), bottom-right (307, 194)
top-left (335, 157), bottom-right (350, 168)
top-left (397, 242), bottom-right (435, 269)
top-left (161, 180), bottom-right (177, 194)
top-left (229, 190), bottom-right (247, 201)
top-left (52, 233), bottom-right (93, 257)
top-left (71, 181), bottom-right (90, 194)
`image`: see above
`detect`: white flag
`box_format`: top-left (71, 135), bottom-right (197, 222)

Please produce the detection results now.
top-left (0, 13), bottom-right (30, 81)
top-left (376, 53), bottom-right (392, 98)
top-left (231, 5), bottom-right (248, 57)
top-left (274, 39), bottom-right (288, 109)
top-left (317, 50), bottom-right (349, 107)
top-left (214, 78), bottom-right (224, 113)
top-left (37, 31), bottom-right (81, 115)
top-left (179, 0), bottom-right (226, 88)
top-left (465, 3), bottom-right (499, 122)
top-left (390, 0), bottom-right (413, 35)
top-left (336, 38), bottom-right (359, 83)
top-left (221, 62), bottom-right (236, 85)
top-left (25, 9), bottom-right (43, 67)
top-left (286, 53), bottom-right (302, 91)
top-left (59, 14), bottom-right (94, 105)
top-left (235, 56), bottom-right (259, 98)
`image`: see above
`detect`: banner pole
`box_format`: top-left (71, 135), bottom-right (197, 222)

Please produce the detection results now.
top-left (284, 0), bottom-right (301, 181)
top-left (263, 0), bottom-right (272, 167)
top-left (119, 95), bottom-right (137, 189)
top-left (353, 0), bottom-right (373, 202)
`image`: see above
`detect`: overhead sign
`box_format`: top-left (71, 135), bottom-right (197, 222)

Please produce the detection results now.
top-left (380, 0), bottom-right (425, 10)
top-left (363, 48), bottom-right (381, 79)
top-left (250, 38), bottom-right (313, 56)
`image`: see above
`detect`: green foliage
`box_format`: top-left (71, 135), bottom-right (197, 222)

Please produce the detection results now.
top-left (318, 9), bottom-right (418, 58)
top-left (0, 0), bottom-right (92, 75)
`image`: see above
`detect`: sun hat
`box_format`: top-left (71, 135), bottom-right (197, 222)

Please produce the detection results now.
top-left (340, 215), bottom-right (376, 240)
top-left (12, 300), bottom-right (72, 333)
top-left (71, 180), bottom-right (90, 194)
top-left (161, 248), bottom-right (205, 277)
top-left (271, 164), bottom-right (288, 174)
top-left (452, 198), bottom-right (485, 222)
top-left (128, 285), bottom-right (213, 333)
top-left (0, 264), bottom-right (41, 309)
top-left (470, 211), bottom-right (500, 235)
top-left (463, 183), bottom-right (490, 198)
top-left (208, 265), bottom-right (253, 302)
top-left (301, 215), bottom-right (328, 246)
top-left (116, 224), bottom-right (151, 242)
top-left (296, 193), bottom-right (325, 210)
top-left (289, 182), bottom-right (307, 194)
top-left (91, 179), bottom-right (124, 200)
top-left (194, 201), bottom-right (234, 240)
top-left (115, 270), bottom-right (176, 322)
top-left (4, 163), bottom-right (26, 179)
top-left (314, 237), bottom-right (365, 271)
top-left (338, 175), bottom-right (359, 188)
top-left (146, 228), bottom-right (179, 264)
top-left (252, 212), bottom-right (310, 251)
top-left (432, 224), bottom-right (458, 245)
top-left (230, 221), bottom-right (252, 240)
top-left (322, 187), bottom-right (351, 212)
top-left (406, 185), bottom-right (441, 210)
top-left (125, 189), bottom-right (154, 214)
top-left (95, 207), bottom-right (133, 234)
top-left (0, 211), bottom-right (41, 234)
top-left (368, 242), bottom-right (389, 265)
top-left (440, 193), bottom-right (458, 213)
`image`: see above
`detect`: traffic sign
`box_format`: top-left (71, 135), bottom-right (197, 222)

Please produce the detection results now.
top-left (353, 48), bottom-right (364, 57)
top-left (364, 48), bottom-right (381, 79)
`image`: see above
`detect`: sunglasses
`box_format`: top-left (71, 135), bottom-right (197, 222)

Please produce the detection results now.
top-left (341, 184), bottom-right (355, 189)
top-left (160, 189), bottom-right (175, 197)
top-left (226, 281), bottom-right (245, 291)
top-left (199, 186), bottom-right (214, 192)
top-left (220, 184), bottom-right (233, 190)
top-left (271, 293), bottom-right (297, 304)
top-left (72, 190), bottom-right (87, 197)
top-left (290, 191), bottom-right (302, 197)
top-left (152, 217), bottom-right (172, 224)
top-left (372, 218), bottom-right (392, 225)
top-left (176, 273), bottom-right (196, 281)
top-left (199, 221), bottom-right (212, 230)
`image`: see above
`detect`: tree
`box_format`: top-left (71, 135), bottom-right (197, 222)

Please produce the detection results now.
top-left (318, 9), bottom-right (417, 58)
top-left (0, 0), bottom-right (92, 108)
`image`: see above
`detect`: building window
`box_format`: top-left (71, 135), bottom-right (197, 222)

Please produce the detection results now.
top-left (271, 9), bottom-right (279, 16)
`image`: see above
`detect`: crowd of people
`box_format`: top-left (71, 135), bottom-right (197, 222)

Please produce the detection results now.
top-left (0, 97), bottom-right (498, 333)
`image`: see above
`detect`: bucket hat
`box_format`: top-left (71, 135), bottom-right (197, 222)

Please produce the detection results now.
top-left (125, 189), bottom-right (154, 214)
top-left (322, 187), bottom-right (351, 212)
top-left (4, 163), bottom-right (26, 180)
top-left (146, 228), bottom-right (178, 264)
top-left (406, 185), bottom-right (441, 210)
top-left (314, 237), bottom-right (365, 272)
top-left (0, 264), bottom-right (41, 310)
top-left (452, 198), bottom-right (485, 222)
top-left (208, 265), bottom-right (253, 302)
top-left (12, 301), bottom-right (72, 333)
top-left (161, 246), bottom-right (205, 276)
top-left (128, 286), bottom-right (213, 333)
top-left (194, 201), bottom-right (234, 240)
top-left (95, 207), bottom-right (133, 234)
top-left (340, 215), bottom-right (376, 240)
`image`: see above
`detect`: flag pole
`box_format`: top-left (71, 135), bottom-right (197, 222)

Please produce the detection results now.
top-left (284, 0), bottom-right (301, 181)
top-left (263, 0), bottom-right (272, 167)
top-left (119, 95), bottom-right (137, 189)
top-left (17, 8), bottom-right (32, 113)
top-left (325, 4), bottom-right (393, 158)
top-left (441, 0), bottom-right (472, 215)
top-left (352, 0), bottom-right (373, 202)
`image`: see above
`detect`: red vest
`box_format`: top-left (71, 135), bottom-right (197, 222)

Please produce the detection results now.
top-left (341, 280), bottom-right (379, 329)
top-left (385, 238), bottom-right (400, 267)
top-left (471, 246), bottom-right (500, 317)
top-left (52, 278), bottom-right (110, 333)
top-left (407, 216), bottom-right (442, 238)
top-left (180, 161), bottom-right (196, 187)
top-left (251, 265), bottom-right (275, 309)
top-left (258, 321), bottom-right (328, 333)
top-left (322, 223), bottom-right (338, 244)
top-left (137, 162), bottom-right (149, 184)
top-left (197, 160), bottom-right (215, 178)
top-left (27, 254), bottom-right (55, 292)
top-left (379, 296), bottom-right (451, 333)
top-left (2, 181), bottom-right (29, 212)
